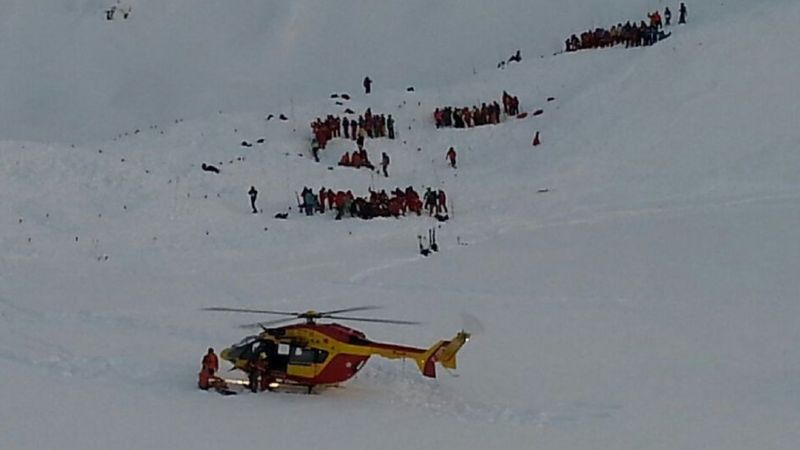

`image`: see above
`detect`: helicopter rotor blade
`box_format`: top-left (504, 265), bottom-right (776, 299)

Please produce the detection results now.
top-left (203, 307), bottom-right (299, 316)
top-left (319, 305), bottom-right (381, 316)
top-left (238, 316), bottom-right (299, 329)
top-left (325, 315), bottom-right (421, 325)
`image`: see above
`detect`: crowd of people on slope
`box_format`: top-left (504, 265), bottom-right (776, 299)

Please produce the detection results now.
top-left (564, 4), bottom-right (687, 52)
top-left (434, 97), bottom-right (511, 129)
top-left (433, 91), bottom-right (523, 129)
top-left (297, 186), bottom-right (447, 220)
top-left (310, 108), bottom-right (396, 151)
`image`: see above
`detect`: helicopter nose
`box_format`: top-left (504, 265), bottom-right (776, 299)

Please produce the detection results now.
top-left (220, 348), bottom-right (233, 361)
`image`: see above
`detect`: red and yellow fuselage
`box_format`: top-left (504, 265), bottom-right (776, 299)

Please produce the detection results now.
top-left (220, 323), bottom-right (469, 388)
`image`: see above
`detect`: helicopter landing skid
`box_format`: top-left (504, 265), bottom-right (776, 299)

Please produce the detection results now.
top-left (221, 378), bottom-right (320, 395)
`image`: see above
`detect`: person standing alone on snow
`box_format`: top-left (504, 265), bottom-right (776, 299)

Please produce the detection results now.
top-left (202, 348), bottom-right (219, 375)
top-left (446, 146), bottom-right (457, 169)
top-left (679, 3), bottom-right (687, 24)
top-left (381, 152), bottom-right (390, 177)
top-left (248, 186), bottom-right (259, 214)
top-left (363, 76), bottom-right (372, 94)
top-left (664, 7), bottom-right (672, 26)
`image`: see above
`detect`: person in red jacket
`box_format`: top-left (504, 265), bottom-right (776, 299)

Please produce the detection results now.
top-left (326, 190), bottom-right (336, 210)
top-left (314, 126), bottom-right (326, 150)
top-left (463, 108), bottom-right (472, 128)
top-left (388, 197), bottom-right (403, 217)
top-left (437, 189), bottom-right (448, 213)
top-left (198, 366), bottom-right (219, 389)
top-left (405, 187), bottom-right (422, 215)
top-left (446, 147), bottom-right (457, 168)
top-left (434, 108), bottom-right (444, 128)
top-left (199, 349), bottom-right (224, 392)
top-left (198, 366), bottom-right (231, 393)
top-left (198, 366), bottom-right (213, 390)
top-left (351, 151), bottom-right (363, 168)
top-left (202, 348), bottom-right (219, 375)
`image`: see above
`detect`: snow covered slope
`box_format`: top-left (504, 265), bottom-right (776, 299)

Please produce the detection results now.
top-left (0, 0), bottom-right (766, 143)
top-left (2, 1), bottom-right (800, 450)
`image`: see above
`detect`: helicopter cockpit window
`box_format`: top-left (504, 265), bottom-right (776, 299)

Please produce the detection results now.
top-left (277, 343), bottom-right (290, 355)
top-left (315, 350), bottom-right (329, 363)
top-left (237, 335), bottom-right (258, 347)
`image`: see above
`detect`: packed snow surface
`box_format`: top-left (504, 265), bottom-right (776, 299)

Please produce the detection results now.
top-left (2, 1), bottom-right (800, 449)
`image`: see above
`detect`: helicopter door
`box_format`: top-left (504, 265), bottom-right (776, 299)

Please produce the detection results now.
top-left (270, 343), bottom-right (290, 372)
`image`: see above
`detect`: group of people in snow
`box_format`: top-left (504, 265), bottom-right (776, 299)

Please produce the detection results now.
top-left (198, 348), bottom-right (229, 392)
top-left (434, 100), bottom-right (505, 129)
top-left (198, 347), bottom-right (271, 394)
top-left (564, 4), bottom-right (686, 52)
top-left (251, 72), bottom-right (462, 220)
top-left (105, 2), bottom-right (132, 20)
top-left (338, 147), bottom-right (392, 176)
top-left (298, 186), bottom-right (447, 220)
top-left (310, 109), bottom-right (395, 150)
top-left (502, 91), bottom-right (522, 116)
top-left (497, 50), bottom-right (522, 69)
top-left (338, 147), bottom-right (377, 171)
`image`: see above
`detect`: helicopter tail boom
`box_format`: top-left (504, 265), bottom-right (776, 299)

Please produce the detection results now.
top-left (363, 331), bottom-right (470, 378)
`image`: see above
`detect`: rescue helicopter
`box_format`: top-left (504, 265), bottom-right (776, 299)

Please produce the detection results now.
top-left (204, 305), bottom-right (470, 393)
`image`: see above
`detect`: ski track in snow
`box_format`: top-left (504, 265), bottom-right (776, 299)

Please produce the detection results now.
top-left (348, 255), bottom-right (426, 283)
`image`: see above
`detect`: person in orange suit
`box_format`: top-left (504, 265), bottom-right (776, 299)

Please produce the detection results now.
top-left (202, 348), bottom-right (219, 375)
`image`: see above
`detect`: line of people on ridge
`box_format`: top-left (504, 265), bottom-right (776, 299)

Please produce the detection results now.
top-left (310, 108), bottom-right (396, 150)
top-left (298, 186), bottom-right (447, 220)
top-left (434, 100), bottom-right (506, 129)
top-left (564, 4), bottom-right (686, 52)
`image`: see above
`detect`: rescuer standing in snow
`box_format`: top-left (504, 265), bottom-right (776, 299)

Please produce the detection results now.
top-left (247, 352), bottom-right (269, 393)
top-left (202, 348), bottom-right (219, 375)
top-left (248, 186), bottom-right (259, 214)
top-left (446, 146), bottom-right (457, 169)
top-left (198, 348), bottom-right (224, 391)
top-left (381, 152), bottom-right (390, 177)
